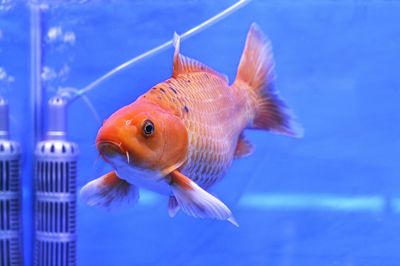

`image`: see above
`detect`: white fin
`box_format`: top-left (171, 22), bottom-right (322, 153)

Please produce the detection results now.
top-left (80, 171), bottom-right (139, 209)
top-left (168, 196), bottom-right (180, 218)
top-left (170, 170), bottom-right (238, 227)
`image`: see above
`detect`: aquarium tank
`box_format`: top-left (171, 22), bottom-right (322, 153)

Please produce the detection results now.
top-left (0, 0), bottom-right (399, 265)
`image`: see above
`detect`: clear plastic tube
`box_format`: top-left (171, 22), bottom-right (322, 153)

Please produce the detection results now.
top-left (63, 0), bottom-right (251, 102)
top-left (30, 2), bottom-right (43, 142)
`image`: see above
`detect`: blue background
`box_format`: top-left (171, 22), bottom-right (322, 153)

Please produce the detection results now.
top-left (1, 0), bottom-right (399, 265)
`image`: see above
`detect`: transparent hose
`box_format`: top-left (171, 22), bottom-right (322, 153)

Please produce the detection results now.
top-left (57, 87), bottom-right (101, 123)
top-left (59, 0), bottom-right (251, 103)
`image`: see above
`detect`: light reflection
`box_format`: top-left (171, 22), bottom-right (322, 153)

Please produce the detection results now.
top-left (238, 193), bottom-right (385, 212)
top-left (103, 190), bottom-right (400, 214)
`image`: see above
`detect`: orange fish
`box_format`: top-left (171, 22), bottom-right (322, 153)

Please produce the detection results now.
top-left (80, 23), bottom-right (302, 226)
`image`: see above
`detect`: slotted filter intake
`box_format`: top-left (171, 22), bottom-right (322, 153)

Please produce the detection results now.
top-left (34, 97), bottom-right (78, 266)
top-left (0, 97), bottom-right (23, 266)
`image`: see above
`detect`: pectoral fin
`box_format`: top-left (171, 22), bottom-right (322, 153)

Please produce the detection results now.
top-left (80, 171), bottom-right (139, 208)
top-left (169, 170), bottom-right (238, 226)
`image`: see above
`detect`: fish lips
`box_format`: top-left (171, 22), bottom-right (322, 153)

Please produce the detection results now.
top-left (97, 141), bottom-right (126, 160)
top-left (97, 141), bottom-right (165, 181)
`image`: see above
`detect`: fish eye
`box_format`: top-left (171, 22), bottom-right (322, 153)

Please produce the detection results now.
top-left (142, 120), bottom-right (154, 136)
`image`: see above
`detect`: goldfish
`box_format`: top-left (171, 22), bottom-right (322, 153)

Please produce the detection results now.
top-left (80, 23), bottom-right (302, 226)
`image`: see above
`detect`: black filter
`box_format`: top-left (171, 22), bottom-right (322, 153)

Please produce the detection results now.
top-left (0, 97), bottom-right (23, 266)
top-left (34, 97), bottom-right (78, 266)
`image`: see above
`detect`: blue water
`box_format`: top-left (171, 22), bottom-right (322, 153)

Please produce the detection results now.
top-left (1, 0), bottom-right (400, 265)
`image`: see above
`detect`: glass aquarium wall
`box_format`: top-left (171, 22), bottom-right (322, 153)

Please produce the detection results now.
top-left (1, 0), bottom-right (400, 265)
top-left (0, 2), bottom-right (30, 266)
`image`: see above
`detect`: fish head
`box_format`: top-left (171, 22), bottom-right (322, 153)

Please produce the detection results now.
top-left (96, 99), bottom-right (188, 177)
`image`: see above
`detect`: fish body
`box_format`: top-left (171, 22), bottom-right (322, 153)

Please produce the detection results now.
top-left (81, 24), bottom-right (302, 226)
top-left (144, 73), bottom-right (244, 190)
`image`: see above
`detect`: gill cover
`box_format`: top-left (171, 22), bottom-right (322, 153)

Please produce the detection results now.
top-left (154, 102), bottom-right (189, 175)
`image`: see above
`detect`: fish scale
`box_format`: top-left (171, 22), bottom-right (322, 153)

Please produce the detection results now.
top-left (144, 72), bottom-right (248, 189)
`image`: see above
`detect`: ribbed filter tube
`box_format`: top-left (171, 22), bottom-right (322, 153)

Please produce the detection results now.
top-left (34, 97), bottom-right (78, 266)
top-left (0, 97), bottom-right (23, 266)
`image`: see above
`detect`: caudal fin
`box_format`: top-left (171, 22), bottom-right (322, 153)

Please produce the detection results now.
top-left (234, 23), bottom-right (303, 137)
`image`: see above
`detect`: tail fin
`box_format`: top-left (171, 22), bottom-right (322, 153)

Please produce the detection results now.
top-left (234, 23), bottom-right (303, 137)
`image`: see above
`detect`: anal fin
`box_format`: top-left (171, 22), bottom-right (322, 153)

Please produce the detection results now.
top-left (234, 133), bottom-right (254, 159)
top-left (169, 170), bottom-right (238, 226)
top-left (80, 171), bottom-right (139, 209)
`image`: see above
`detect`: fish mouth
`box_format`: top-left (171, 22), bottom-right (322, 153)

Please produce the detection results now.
top-left (97, 141), bottom-right (134, 165)
top-left (97, 141), bottom-right (124, 157)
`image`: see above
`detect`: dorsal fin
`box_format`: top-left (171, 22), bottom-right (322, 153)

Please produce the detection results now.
top-left (172, 32), bottom-right (228, 82)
